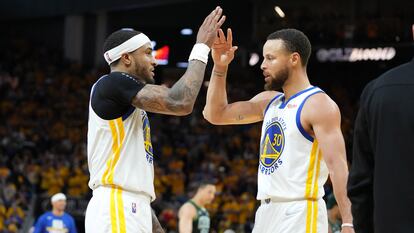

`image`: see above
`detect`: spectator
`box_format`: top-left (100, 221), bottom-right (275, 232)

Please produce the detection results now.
top-left (32, 193), bottom-right (77, 233)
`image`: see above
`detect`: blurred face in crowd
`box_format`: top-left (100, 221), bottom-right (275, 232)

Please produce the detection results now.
top-left (121, 42), bottom-right (157, 84)
top-left (261, 39), bottom-right (300, 91)
top-left (52, 199), bottom-right (66, 212)
top-left (199, 184), bottom-right (216, 205)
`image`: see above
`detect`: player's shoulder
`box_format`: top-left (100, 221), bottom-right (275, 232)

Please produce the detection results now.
top-left (95, 72), bottom-right (141, 87)
top-left (181, 202), bottom-right (196, 210)
top-left (91, 74), bottom-right (109, 92)
top-left (306, 91), bottom-right (338, 109)
top-left (253, 91), bottom-right (283, 114)
top-left (253, 90), bottom-right (282, 101)
top-left (179, 202), bottom-right (197, 216)
top-left (304, 91), bottom-right (340, 120)
top-left (38, 211), bottom-right (52, 220)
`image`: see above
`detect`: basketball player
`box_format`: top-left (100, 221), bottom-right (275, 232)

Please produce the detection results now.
top-left (85, 7), bottom-right (225, 233)
top-left (203, 28), bottom-right (354, 233)
top-left (178, 182), bottom-right (216, 233)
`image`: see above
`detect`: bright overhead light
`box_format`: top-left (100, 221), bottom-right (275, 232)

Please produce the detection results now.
top-left (151, 41), bottom-right (157, 49)
top-left (180, 28), bottom-right (193, 36)
top-left (249, 53), bottom-right (260, 66)
top-left (176, 62), bottom-right (189, 68)
top-left (274, 6), bottom-right (285, 18)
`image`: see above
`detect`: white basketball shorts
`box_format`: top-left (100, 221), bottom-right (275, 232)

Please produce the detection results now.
top-left (252, 198), bottom-right (328, 233)
top-left (85, 186), bottom-right (152, 233)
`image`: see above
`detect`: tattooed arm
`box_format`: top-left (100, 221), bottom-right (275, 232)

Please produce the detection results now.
top-left (133, 60), bottom-right (206, 115)
top-left (132, 7), bottom-right (225, 116)
top-left (151, 209), bottom-right (165, 233)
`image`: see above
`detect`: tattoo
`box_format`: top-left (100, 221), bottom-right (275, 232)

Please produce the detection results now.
top-left (169, 60), bottom-right (206, 102)
top-left (133, 60), bottom-right (206, 115)
top-left (134, 85), bottom-right (183, 113)
top-left (213, 70), bottom-right (226, 77)
top-left (152, 209), bottom-right (165, 233)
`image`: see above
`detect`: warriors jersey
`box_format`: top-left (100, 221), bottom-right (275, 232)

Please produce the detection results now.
top-left (87, 72), bottom-right (155, 200)
top-left (257, 86), bottom-right (329, 201)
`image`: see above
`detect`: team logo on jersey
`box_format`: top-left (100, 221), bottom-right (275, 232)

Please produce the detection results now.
top-left (198, 215), bottom-right (210, 233)
top-left (259, 121), bottom-right (285, 175)
top-left (142, 111), bottom-right (154, 164)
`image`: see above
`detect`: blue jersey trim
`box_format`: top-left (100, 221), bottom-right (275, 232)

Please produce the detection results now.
top-left (295, 90), bottom-right (324, 142)
top-left (279, 86), bottom-right (317, 109)
top-left (263, 94), bottom-right (283, 116)
top-left (122, 106), bottom-right (135, 121)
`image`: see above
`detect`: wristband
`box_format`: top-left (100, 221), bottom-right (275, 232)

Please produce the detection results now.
top-left (341, 223), bottom-right (354, 228)
top-left (188, 43), bottom-right (210, 64)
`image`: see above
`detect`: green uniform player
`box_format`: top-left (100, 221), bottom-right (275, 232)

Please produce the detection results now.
top-left (178, 181), bottom-right (216, 233)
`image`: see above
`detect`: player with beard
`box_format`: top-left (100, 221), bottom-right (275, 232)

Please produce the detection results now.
top-left (85, 7), bottom-right (225, 233)
top-left (203, 28), bottom-right (354, 233)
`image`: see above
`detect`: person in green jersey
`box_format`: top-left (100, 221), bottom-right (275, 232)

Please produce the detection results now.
top-left (178, 181), bottom-right (216, 233)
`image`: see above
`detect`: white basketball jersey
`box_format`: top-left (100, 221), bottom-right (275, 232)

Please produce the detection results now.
top-left (257, 86), bottom-right (329, 201)
top-left (87, 85), bottom-right (155, 200)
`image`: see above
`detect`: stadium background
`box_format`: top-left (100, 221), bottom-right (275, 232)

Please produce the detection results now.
top-left (0, 0), bottom-right (413, 232)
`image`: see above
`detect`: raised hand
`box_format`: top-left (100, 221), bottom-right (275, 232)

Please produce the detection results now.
top-left (211, 28), bottom-right (238, 67)
top-left (196, 7), bottom-right (226, 48)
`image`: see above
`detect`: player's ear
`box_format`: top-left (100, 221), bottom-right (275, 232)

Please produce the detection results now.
top-left (290, 52), bottom-right (300, 67)
top-left (121, 53), bottom-right (132, 66)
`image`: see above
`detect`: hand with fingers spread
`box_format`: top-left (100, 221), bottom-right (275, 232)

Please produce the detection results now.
top-left (212, 28), bottom-right (238, 67)
top-left (196, 6), bottom-right (226, 48)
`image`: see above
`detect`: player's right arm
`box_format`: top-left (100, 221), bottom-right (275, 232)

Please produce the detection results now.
top-left (203, 28), bottom-right (277, 125)
top-left (178, 203), bottom-right (196, 233)
top-left (132, 7), bottom-right (226, 116)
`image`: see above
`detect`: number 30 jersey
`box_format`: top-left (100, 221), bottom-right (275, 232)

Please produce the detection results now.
top-left (257, 86), bottom-right (329, 201)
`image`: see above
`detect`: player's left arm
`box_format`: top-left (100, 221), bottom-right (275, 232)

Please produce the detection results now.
top-left (178, 203), bottom-right (196, 233)
top-left (303, 93), bottom-right (354, 233)
top-left (151, 209), bottom-right (165, 233)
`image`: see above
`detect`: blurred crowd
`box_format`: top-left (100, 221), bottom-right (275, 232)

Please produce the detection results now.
top-left (1, 22), bottom-right (400, 231)
top-left (257, 7), bottom-right (413, 46)
top-left (0, 39), bottom-right (92, 232)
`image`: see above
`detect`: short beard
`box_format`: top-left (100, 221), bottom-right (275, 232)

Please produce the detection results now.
top-left (134, 65), bottom-right (155, 84)
top-left (264, 67), bottom-right (289, 91)
top-left (144, 75), bottom-right (155, 84)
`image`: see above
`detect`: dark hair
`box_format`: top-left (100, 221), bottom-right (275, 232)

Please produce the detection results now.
top-left (197, 179), bottom-right (216, 190)
top-left (267, 28), bottom-right (311, 67)
top-left (102, 29), bottom-right (142, 66)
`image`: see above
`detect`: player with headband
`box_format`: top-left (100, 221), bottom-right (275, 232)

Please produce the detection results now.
top-left (85, 7), bottom-right (225, 233)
